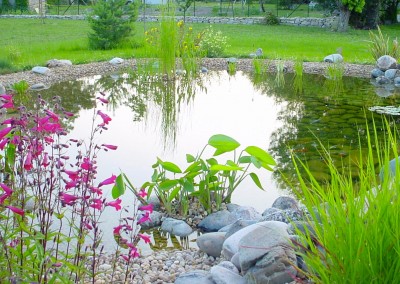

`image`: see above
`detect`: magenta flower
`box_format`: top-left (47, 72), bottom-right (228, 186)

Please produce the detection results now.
top-left (8, 239), bottom-right (19, 248)
top-left (45, 110), bottom-right (60, 122)
top-left (120, 255), bottom-right (130, 262)
top-left (97, 97), bottom-right (109, 104)
top-left (65, 179), bottom-right (78, 190)
top-left (81, 157), bottom-right (92, 170)
top-left (60, 193), bottom-right (79, 205)
top-left (106, 198), bottom-right (122, 211)
top-left (98, 174), bottom-right (116, 187)
top-left (1, 101), bottom-right (14, 109)
top-left (0, 126), bottom-right (12, 140)
top-left (64, 170), bottom-right (79, 181)
top-left (42, 153), bottom-right (49, 167)
top-left (24, 151), bottom-right (33, 171)
top-left (137, 211), bottom-right (151, 224)
top-left (2, 118), bottom-right (14, 125)
top-left (6, 206), bottom-right (24, 216)
top-left (138, 204), bottom-right (153, 214)
top-left (113, 225), bottom-right (124, 235)
top-left (63, 111), bottom-right (74, 117)
top-left (90, 199), bottom-right (103, 210)
top-left (0, 94), bottom-right (13, 100)
top-left (138, 233), bottom-right (151, 244)
top-left (101, 144), bottom-right (118, 150)
top-left (97, 110), bottom-right (111, 125)
top-left (89, 186), bottom-right (102, 195)
top-left (0, 193), bottom-right (11, 204)
top-left (129, 246), bottom-right (140, 258)
top-left (138, 188), bottom-right (147, 198)
top-left (0, 183), bottom-right (13, 195)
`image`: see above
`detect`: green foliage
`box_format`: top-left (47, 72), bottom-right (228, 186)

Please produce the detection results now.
top-left (293, 60), bottom-right (303, 94)
top-left (340, 0), bottom-right (366, 12)
top-left (88, 0), bottom-right (138, 50)
top-left (275, 62), bottom-right (285, 87)
top-left (0, 59), bottom-right (17, 75)
top-left (290, 118), bottom-right (400, 283)
top-left (227, 61), bottom-right (236, 75)
top-left (11, 80), bottom-right (29, 105)
top-left (263, 12), bottom-right (280, 25)
top-left (368, 26), bottom-right (399, 61)
top-left (141, 134), bottom-right (276, 215)
top-left (199, 26), bottom-right (229, 58)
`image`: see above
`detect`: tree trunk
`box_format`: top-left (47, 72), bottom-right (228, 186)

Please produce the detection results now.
top-left (337, 4), bottom-right (351, 32)
top-left (350, 0), bottom-right (381, 29)
top-left (259, 0), bottom-right (265, 13)
top-left (383, 0), bottom-right (399, 24)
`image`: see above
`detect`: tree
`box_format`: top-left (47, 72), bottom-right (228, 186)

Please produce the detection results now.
top-left (88, 0), bottom-right (138, 50)
top-left (350, 0), bottom-right (381, 29)
top-left (335, 0), bottom-right (366, 32)
top-left (175, 0), bottom-right (193, 22)
top-left (381, 0), bottom-right (399, 24)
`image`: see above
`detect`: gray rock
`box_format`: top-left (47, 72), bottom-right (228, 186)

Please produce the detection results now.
top-left (271, 196), bottom-right (298, 210)
top-left (201, 66), bottom-right (208, 73)
top-left (287, 221), bottom-right (317, 239)
top-left (377, 55), bottom-right (397, 71)
top-left (376, 76), bottom-right (391, 85)
top-left (197, 232), bottom-right (226, 257)
top-left (249, 53), bottom-right (257, 58)
top-left (227, 57), bottom-right (237, 64)
top-left (226, 203), bottom-right (240, 212)
top-left (371, 68), bottom-right (385, 78)
top-left (238, 221), bottom-right (292, 272)
top-left (46, 59), bottom-right (72, 68)
top-left (259, 208), bottom-right (306, 223)
top-left (255, 48), bottom-right (263, 57)
top-left (30, 83), bottom-right (48, 90)
top-left (175, 270), bottom-right (214, 284)
top-left (198, 210), bottom-right (237, 232)
top-left (0, 84), bottom-right (6, 94)
top-left (375, 87), bottom-right (393, 98)
top-left (231, 252), bottom-right (241, 271)
top-left (221, 219), bottom-right (257, 239)
top-left (261, 207), bottom-right (281, 217)
top-left (176, 69), bottom-right (186, 76)
top-left (140, 211), bottom-right (164, 229)
top-left (379, 156), bottom-right (400, 181)
top-left (147, 195), bottom-right (161, 211)
top-left (385, 69), bottom-right (398, 79)
top-left (161, 217), bottom-right (192, 237)
top-left (323, 54), bottom-right (343, 63)
top-left (32, 66), bottom-right (50, 75)
top-left (217, 261), bottom-right (239, 274)
top-left (109, 57), bottom-right (124, 65)
top-left (231, 206), bottom-right (261, 221)
top-left (210, 265), bottom-right (246, 284)
top-left (394, 77), bottom-right (400, 85)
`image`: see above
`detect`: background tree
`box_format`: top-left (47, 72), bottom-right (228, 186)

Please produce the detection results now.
top-left (381, 0), bottom-right (399, 24)
top-left (335, 0), bottom-right (366, 32)
top-left (175, 0), bottom-right (193, 22)
top-left (88, 0), bottom-right (138, 50)
top-left (350, 0), bottom-right (381, 29)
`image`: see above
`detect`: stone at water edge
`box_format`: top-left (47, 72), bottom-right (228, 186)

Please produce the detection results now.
top-left (255, 48), bottom-right (263, 57)
top-left (174, 270), bottom-right (214, 284)
top-left (46, 59), bottom-right (73, 68)
top-left (161, 217), bottom-right (192, 237)
top-left (376, 55), bottom-right (397, 71)
top-left (196, 232), bottom-right (226, 257)
top-left (32, 66), bottom-right (50, 75)
top-left (376, 76), bottom-right (391, 85)
top-left (139, 210), bottom-right (163, 230)
top-left (259, 208), bottom-right (307, 224)
top-left (109, 57), bottom-right (124, 65)
top-left (217, 260), bottom-right (240, 274)
top-left (197, 210), bottom-right (237, 232)
top-left (271, 196), bottom-right (299, 210)
top-left (385, 69), bottom-right (399, 80)
top-left (371, 68), bottom-right (385, 78)
top-left (200, 66), bottom-right (208, 73)
top-left (209, 265), bottom-right (246, 284)
top-left (30, 83), bottom-right (48, 91)
top-left (230, 205), bottom-right (261, 221)
top-left (0, 84), bottom-right (5, 94)
top-left (219, 219), bottom-right (257, 239)
top-left (323, 54), bottom-right (343, 63)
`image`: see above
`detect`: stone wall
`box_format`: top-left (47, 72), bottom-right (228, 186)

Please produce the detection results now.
top-left (0, 14), bottom-right (338, 29)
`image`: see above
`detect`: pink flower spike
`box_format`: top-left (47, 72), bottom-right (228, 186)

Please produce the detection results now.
top-left (98, 174), bottom-right (116, 187)
top-left (0, 183), bottom-right (13, 195)
top-left (138, 233), bottom-right (151, 244)
top-left (2, 118), bottom-right (14, 125)
top-left (97, 110), bottom-right (112, 125)
top-left (45, 110), bottom-right (59, 122)
top-left (1, 101), bottom-right (14, 109)
top-left (106, 198), bottom-right (122, 211)
top-left (97, 97), bottom-right (109, 104)
top-left (138, 188), bottom-right (147, 198)
top-left (102, 144), bottom-right (118, 150)
top-left (89, 186), bottom-right (102, 195)
top-left (138, 204), bottom-right (153, 214)
top-left (81, 157), bottom-right (92, 170)
top-left (113, 225), bottom-right (124, 235)
top-left (137, 211), bottom-right (151, 224)
top-left (0, 193), bottom-right (11, 204)
top-left (6, 206), bottom-right (24, 216)
top-left (64, 170), bottom-right (79, 181)
top-left (60, 193), bottom-right (79, 205)
top-left (0, 94), bottom-right (13, 100)
top-left (0, 126), bottom-right (12, 140)
top-left (129, 247), bottom-right (140, 258)
top-left (90, 199), bottom-right (103, 210)
top-left (42, 153), bottom-right (49, 167)
top-left (120, 255), bottom-right (130, 262)
top-left (24, 151), bottom-right (33, 171)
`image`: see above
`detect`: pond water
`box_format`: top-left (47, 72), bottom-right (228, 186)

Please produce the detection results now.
top-left (37, 69), bottom-right (400, 252)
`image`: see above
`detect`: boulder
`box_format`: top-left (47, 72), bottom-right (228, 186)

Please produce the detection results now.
top-left (231, 206), bottom-right (261, 221)
top-left (198, 210), bottom-right (237, 232)
top-left (32, 66), bottom-right (50, 75)
top-left (376, 76), bottom-right (391, 85)
top-left (376, 55), bottom-right (397, 71)
top-left (226, 203), bottom-right (240, 212)
top-left (323, 54), bottom-right (343, 63)
top-left (371, 68), bottom-right (385, 78)
top-left (109, 57), bottom-right (124, 65)
top-left (197, 232), bottom-right (226, 257)
top-left (209, 265), bottom-right (246, 284)
top-left (46, 59), bottom-right (72, 68)
top-left (231, 252), bottom-right (241, 271)
top-left (227, 57), bottom-right (237, 64)
top-left (140, 211), bottom-right (163, 229)
top-left (161, 217), bottom-right (192, 237)
top-left (217, 261), bottom-right (239, 274)
top-left (200, 66), bottom-right (208, 73)
top-left (394, 77), bottom-right (400, 85)
top-left (30, 83), bottom-right (48, 91)
top-left (255, 48), bottom-right (263, 57)
top-left (0, 84), bottom-right (6, 94)
top-left (385, 69), bottom-right (399, 80)
top-left (259, 208), bottom-right (306, 223)
top-left (175, 270), bottom-right (214, 284)
top-left (271, 196), bottom-right (299, 210)
top-left (261, 207), bottom-right (281, 217)
top-left (147, 195), bottom-right (161, 211)
top-left (220, 219), bottom-right (257, 239)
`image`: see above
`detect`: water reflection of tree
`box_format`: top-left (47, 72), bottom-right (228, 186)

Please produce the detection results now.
top-left (246, 72), bottom-right (400, 191)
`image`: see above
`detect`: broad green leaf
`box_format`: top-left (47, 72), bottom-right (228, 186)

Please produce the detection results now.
top-left (250, 172), bottom-right (264, 190)
top-left (185, 171), bottom-right (201, 179)
top-left (112, 174), bottom-right (125, 199)
top-left (250, 156), bottom-right (262, 168)
top-left (184, 161), bottom-right (201, 173)
top-left (141, 181), bottom-right (152, 189)
top-left (227, 160), bottom-right (238, 167)
top-left (210, 164), bottom-right (243, 171)
top-left (183, 180), bottom-right (194, 192)
top-left (186, 154), bottom-right (196, 163)
top-left (208, 134), bottom-right (240, 156)
top-left (159, 179), bottom-right (179, 191)
top-left (238, 155), bottom-right (252, 163)
top-left (260, 162), bottom-right (274, 171)
top-left (245, 146), bottom-right (276, 166)
top-left (151, 169), bottom-right (158, 182)
top-left (206, 158), bottom-right (218, 166)
top-left (159, 159), bottom-right (182, 173)
top-left (168, 187), bottom-right (181, 202)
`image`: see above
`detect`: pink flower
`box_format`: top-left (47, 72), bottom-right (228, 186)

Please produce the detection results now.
top-left (52, 262), bottom-right (63, 268)
top-left (120, 255), bottom-right (130, 262)
top-left (98, 174), bottom-right (116, 187)
top-left (138, 188), bottom-right (147, 198)
top-left (0, 193), bottom-right (11, 204)
top-left (97, 97), bottom-right (109, 104)
top-left (1, 101), bottom-right (14, 109)
top-left (81, 157), bottom-right (92, 171)
top-left (137, 211), bottom-right (151, 224)
top-left (89, 186), bottom-right (102, 195)
top-left (0, 183), bottom-right (13, 195)
top-left (138, 233), bottom-right (151, 244)
top-left (45, 110), bottom-right (59, 122)
top-left (42, 153), bottom-right (49, 167)
top-left (129, 246), bottom-right (140, 258)
top-left (6, 206), bottom-right (24, 216)
top-left (64, 170), bottom-right (79, 181)
top-left (90, 199), bottom-right (103, 210)
top-left (97, 110), bottom-right (111, 125)
top-left (0, 126), bottom-right (12, 140)
top-left (60, 193), bottom-right (79, 205)
top-left (113, 225), bottom-right (124, 235)
top-left (65, 179), bottom-right (78, 190)
top-left (63, 111), bottom-right (74, 117)
top-left (138, 204), bottom-right (153, 214)
top-left (106, 198), bottom-right (122, 211)
top-left (24, 151), bottom-right (33, 171)
top-left (0, 94), bottom-right (13, 101)
top-left (102, 144), bottom-right (118, 150)
top-left (8, 239), bottom-right (19, 248)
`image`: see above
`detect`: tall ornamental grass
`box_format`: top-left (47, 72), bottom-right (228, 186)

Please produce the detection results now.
top-left (290, 117), bottom-right (400, 283)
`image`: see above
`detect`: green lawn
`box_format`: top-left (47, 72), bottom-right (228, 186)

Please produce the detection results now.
top-left (0, 17), bottom-right (399, 74)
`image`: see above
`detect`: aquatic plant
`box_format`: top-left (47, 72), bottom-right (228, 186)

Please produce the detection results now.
top-left (324, 63), bottom-right (344, 94)
top-left (368, 25), bottom-right (399, 61)
top-left (252, 58), bottom-right (263, 75)
top-left (293, 60), bottom-right (303, 94)
top-left (228, 61), bottom-right (237, 75)
top-left (289, 118), bottom-right (400, 283)
top-left (138, 134), bottom-right (276, 216)
top-left (275, 62), bottom-right (285, 87)
top-left (0, 88), bottom-right (151, 282)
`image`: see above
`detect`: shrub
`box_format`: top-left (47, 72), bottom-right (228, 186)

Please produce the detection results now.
top-left (199, 26), bottom-right (229, 58)
top-left (368, 26), bottom-right (399, 61)
top-left (88, 0), bottom-right (138, 50)
top-left (263, 12), bottom-right (280, 26)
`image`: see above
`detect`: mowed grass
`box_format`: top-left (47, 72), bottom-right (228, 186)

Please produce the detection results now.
top-left (1, 18), bottom-right (399, 73)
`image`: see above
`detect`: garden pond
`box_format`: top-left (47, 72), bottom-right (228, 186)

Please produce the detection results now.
top-left (36, 69), bottom-right (400, 253)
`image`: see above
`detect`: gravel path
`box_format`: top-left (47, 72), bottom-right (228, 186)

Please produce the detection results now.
top-left (0, 58), bottom-right (374, 89)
